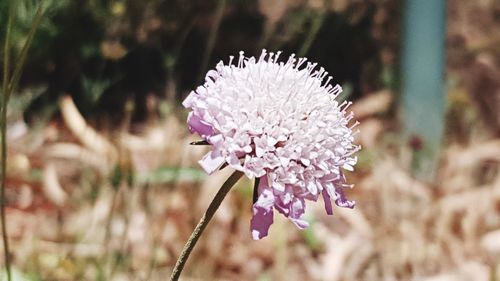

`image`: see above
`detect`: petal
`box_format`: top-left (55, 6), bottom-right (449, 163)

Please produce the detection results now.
top-left (289, 197), bottom-right (308, 229)
top-left (226, 154), bottom-right (243, 171)
top-left (334, 186), bottom-right (355, 209)
top-left (198, 152), bottom-right (225, 174)
top-left (187, 113), bottom-right (214, 138)
top-left (251, 206), bottom-right (274, 240)
top-left (182, 91), bottom-right (198, 108)
top-left (322, 188), bottom-right (333, 215)
top-left (306, 180), bottom-right (318, 195)
top-left (206, 70), bottom-right (219, 80)
top-left (251, 177), bottom-right (275, 240)
top-left (342, 162), bottom-right (354, 171)
top-left (274, 193), bottom-right (309, 229)
top-left (290, 218), bottom-right (309, 229)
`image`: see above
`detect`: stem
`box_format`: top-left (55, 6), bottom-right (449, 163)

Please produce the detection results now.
top-left (169, 170), bottom-right (243, 281)
top-left (1, 3), bottom-right (45, 279)
top-left (6, 3), bottom-right (45, 99)
top-left (257, 19), bottom-right (276, 51)
top-left (1, 8), bottom-right (14, 281)
top-left (196, 0), bottom-right (226, 84)
top-left (297, 10), bottom-right (326, 57)
top-left (103, 185), bottom-right (120, 279)
top-left (252, 177), bottom-right (260, 204)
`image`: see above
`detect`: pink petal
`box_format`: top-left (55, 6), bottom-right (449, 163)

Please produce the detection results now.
top-left (187, 112), bottom-right (214, 138)
top-left (290, 218), bottom-right (309, 229)
top-left (251, 177), bottom-right (275, 240)
top-left (334, 186), bottom-right (355, 209)
top-left (322, 189), bottom-right (333, 215)
top-left (182, 91), bottom-right (198, 108)
top-left (274, 193), bottom-right (309, 229)
top-left (198, 152), bottom-right (225, 174)
top-left (289, 197), bottom-right (308, 229)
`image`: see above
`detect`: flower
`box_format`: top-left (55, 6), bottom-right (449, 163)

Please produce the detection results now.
top-left (183, 50), bottom-right (360, 240)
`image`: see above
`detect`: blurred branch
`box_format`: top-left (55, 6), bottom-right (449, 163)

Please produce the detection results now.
top-left (449, 35), bottom-right (500, 57)
top-left (6, 2), bottom-right (45, 100)
top-left (350, 90), bottom-right (392, 120)
top-left (197, 0), bottom-right (226, 84)
top-left (59, 95), bottom-right (118, 162)
top-left (469, 36), bottom-right (500, 54)
top-left (257, 0), bottom-right (288, 49)
top-left (258, 18), bottom-right (277, 50)
top-left (44, 143), bottom-right (111, 175)
top-left (42, 163), bottom-right (68, 206)
top-left (0, 7), bottom-right (14, 281)
top-left (2, 7), bottom-right (13, 99)
top-left (298, 9), bottom-right (327, 57)
top-left (1, 2), bottom-right (45, 280)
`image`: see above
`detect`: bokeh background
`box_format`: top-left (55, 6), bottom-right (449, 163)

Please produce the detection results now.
top-left (1, 0), bottom-right (500, 280)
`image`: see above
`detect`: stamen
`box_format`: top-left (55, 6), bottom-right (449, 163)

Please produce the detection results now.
top-left (349, 121), bottom-right (360, 129)
top-left (274, 51), bottom-right (282, 63)
top-left (258, 49), bottom-right (267, 62)
top-left (296, 57), bottom-right (307, 69)
top-left (238, 51), bottom-right (245, 67)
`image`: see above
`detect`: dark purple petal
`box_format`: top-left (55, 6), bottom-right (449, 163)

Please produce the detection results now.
top-left (334, 186), bottom-right (355, 209)
top-left (250, 177), bottom-right (275, 240)
top-left (322, 189), bottom-right (333, 215)
top-left (289, 197), bottom-right (308, 229)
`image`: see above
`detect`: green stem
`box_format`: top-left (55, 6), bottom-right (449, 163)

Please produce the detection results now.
top-left (169, 170), bottom-right (243, 281)
top-left (1, 3), bottom-right (45, 280)
top-left (196, 0), bottom-right (226, 84)
top-left (298, 10), bottom-right (326, 57)
top-left (1, 8), bottom-right (14, 281)
top-left (0, 123), bottom-right (10, 281)
top-left (6, 3), bottom-right (45, 100)
top-left (2, 9), bottom-right (12, 97)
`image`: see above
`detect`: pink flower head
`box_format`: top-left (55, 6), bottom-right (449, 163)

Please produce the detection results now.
top-left (184, 50), bottom-right (360, 240)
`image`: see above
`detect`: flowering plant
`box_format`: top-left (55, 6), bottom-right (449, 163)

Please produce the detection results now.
top-left (170, 50), bottom-right (359, 280)
top-left (184, 50), bottom-right (359, 239)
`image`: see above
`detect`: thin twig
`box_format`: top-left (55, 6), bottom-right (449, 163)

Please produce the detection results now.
top-left (1, 3), bottom-right (45, 280)
top-left (257, 19), bottom-right (277, 50)
top-left (103, 184), bottom-right (121, 277)
top-left (6, 3), bottom-right (45, 101)
top-left (197, 0), bottom-right (226, 84)
top-left (169, 170), bottom-right (243, 281)
top-left (0, 8), bottom-right (14, 281)
top-left (298, 10), bottom-right (327, 57)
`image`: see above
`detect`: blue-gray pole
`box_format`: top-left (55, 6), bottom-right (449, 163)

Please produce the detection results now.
top-left (401, 0), bottom-right (446, 180)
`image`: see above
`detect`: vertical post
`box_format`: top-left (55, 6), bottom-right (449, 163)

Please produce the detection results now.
top-left (401, 0), bottom-right (446, 180)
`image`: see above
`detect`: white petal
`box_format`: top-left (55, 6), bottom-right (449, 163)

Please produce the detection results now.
top-left (198, 152), bottom-right (225, 174)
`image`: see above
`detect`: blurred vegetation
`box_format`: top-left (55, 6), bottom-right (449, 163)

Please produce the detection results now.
top-left (1, 0), bottom-right (500, 280)
top-left (1, 0), bottom-right (400, 127)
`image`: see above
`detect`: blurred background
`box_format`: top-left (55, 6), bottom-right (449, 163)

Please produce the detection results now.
top-left (1, 0), bottom-right (500, 280)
